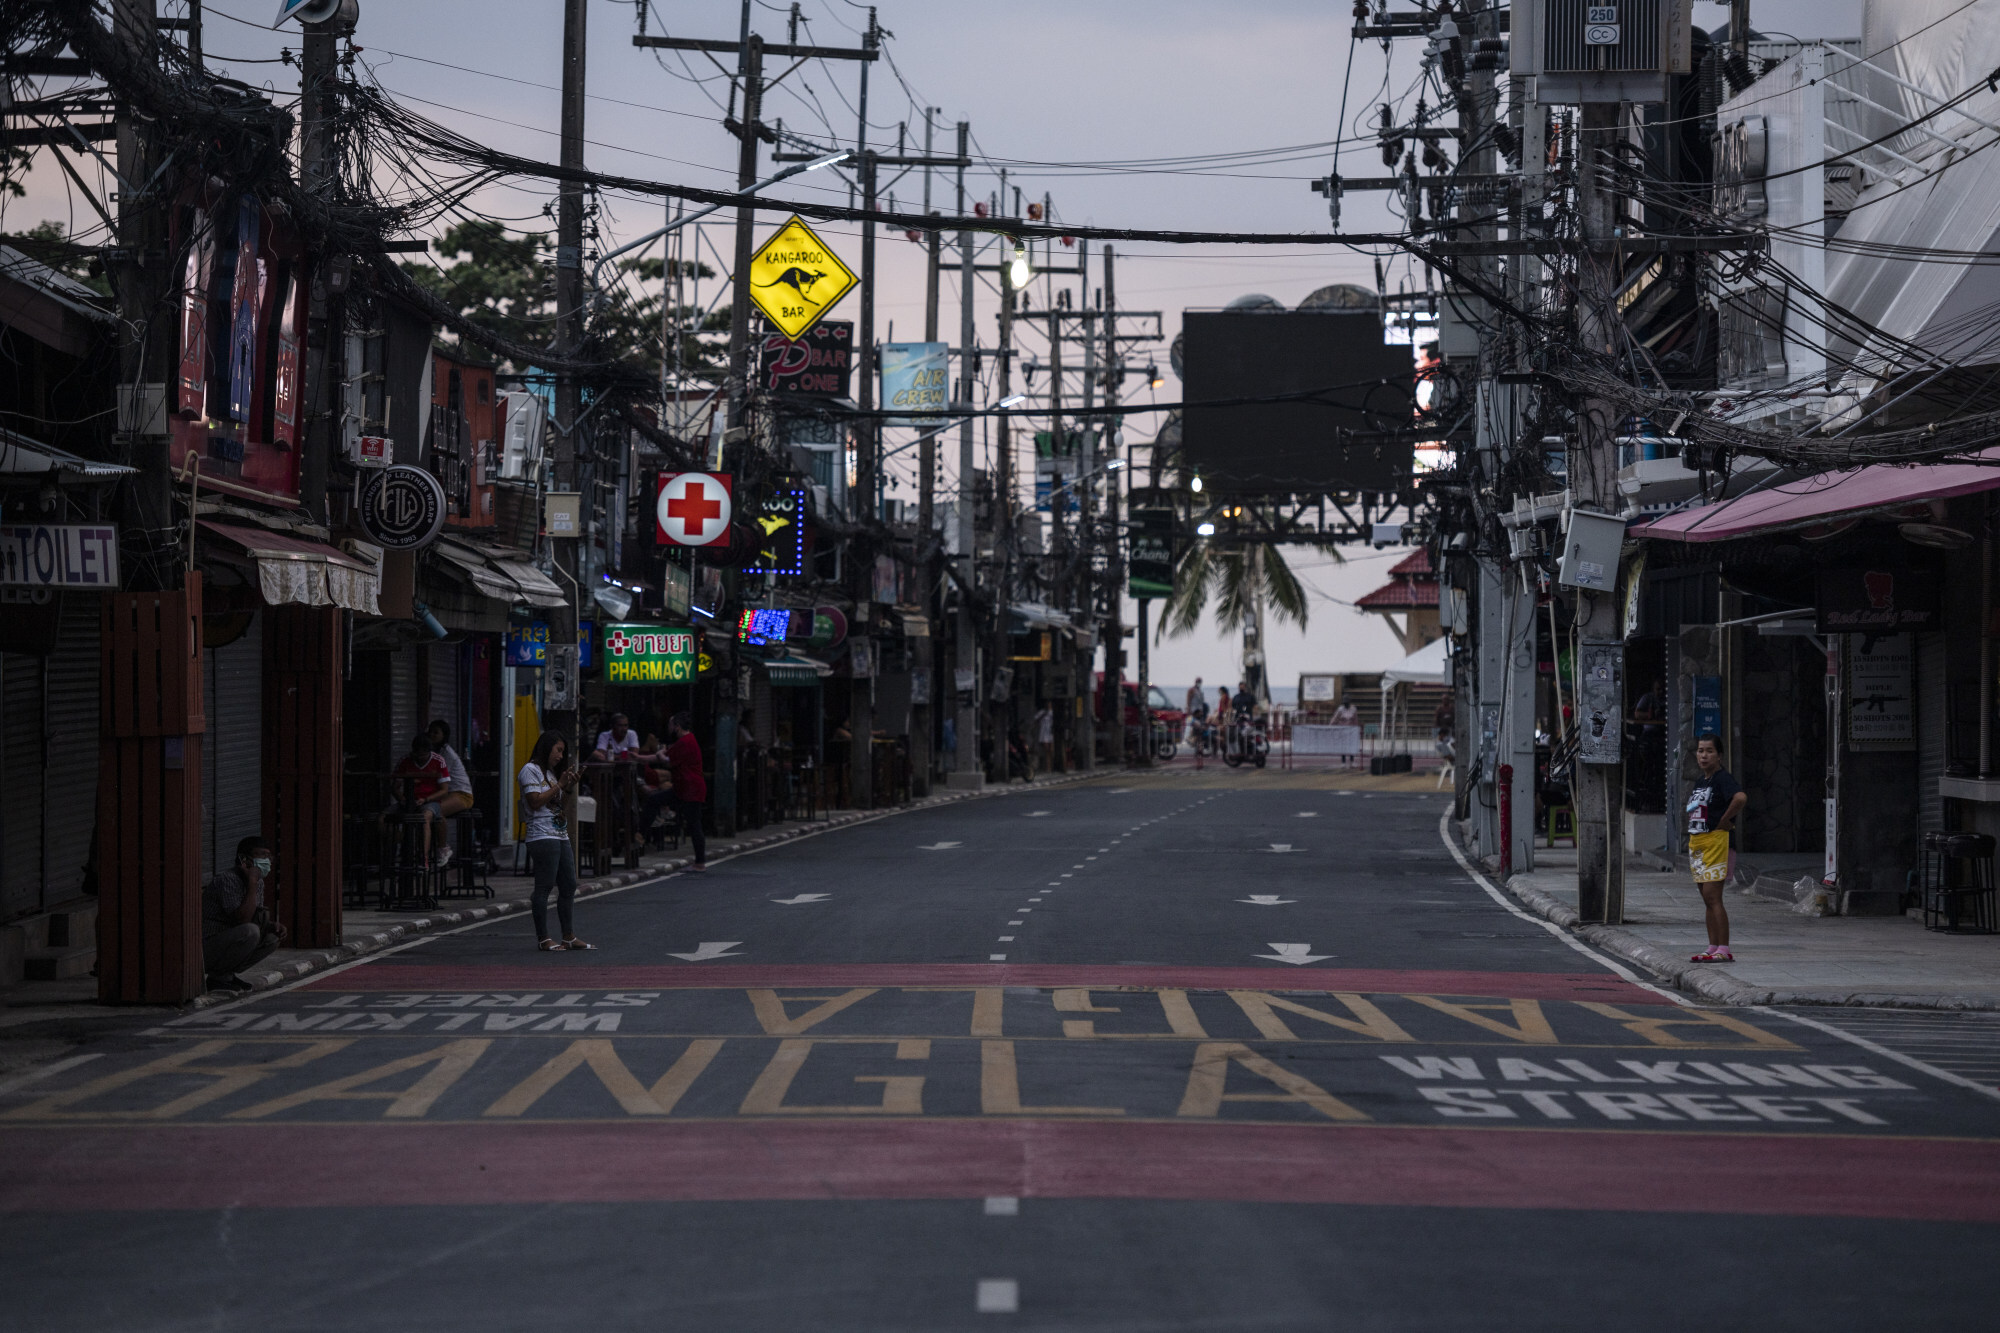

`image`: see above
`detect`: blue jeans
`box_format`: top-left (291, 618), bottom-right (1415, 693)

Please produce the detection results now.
top-left (526, 838), bottom-right (577, 941)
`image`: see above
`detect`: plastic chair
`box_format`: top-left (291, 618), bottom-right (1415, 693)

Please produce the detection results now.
top-left (1544, 805), bottom-right (1577, 848)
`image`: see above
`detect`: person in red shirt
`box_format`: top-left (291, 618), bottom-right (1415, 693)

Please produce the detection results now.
top-left (389, 733), bottom-right (452, 867)
top-left (664, 711), bottom-right (707, 871)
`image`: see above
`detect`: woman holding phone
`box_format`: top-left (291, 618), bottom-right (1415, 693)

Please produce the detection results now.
top-left (518, 732), bottom-right (594, 952)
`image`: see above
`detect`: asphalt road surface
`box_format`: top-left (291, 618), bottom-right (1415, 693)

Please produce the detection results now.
top-left (6, 773), bottom-right (1999, 1331)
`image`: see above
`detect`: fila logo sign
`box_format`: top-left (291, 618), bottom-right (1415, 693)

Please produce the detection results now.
top-left (655, 472), bottom-right (734, 547)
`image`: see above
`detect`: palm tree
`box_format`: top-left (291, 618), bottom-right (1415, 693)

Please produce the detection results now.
top-left (1159, 505), bottom-right (1342, 703)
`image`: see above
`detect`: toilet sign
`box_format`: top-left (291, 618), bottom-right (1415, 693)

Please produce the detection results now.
top-left (655, 471), bottom-right (733, 547)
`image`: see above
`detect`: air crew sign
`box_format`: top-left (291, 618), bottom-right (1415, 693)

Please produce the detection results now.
top-left (746, 216), bottom-right (857, 340)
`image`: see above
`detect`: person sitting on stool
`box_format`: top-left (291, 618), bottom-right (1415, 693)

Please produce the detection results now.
top-left (202, 835), bottom-right (286, 993)
top-left (427, 719), bottom-right (476, 869)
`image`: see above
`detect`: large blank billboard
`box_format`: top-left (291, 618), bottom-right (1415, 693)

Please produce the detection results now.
top-left (1180, 311), bottom-right (1414, 494)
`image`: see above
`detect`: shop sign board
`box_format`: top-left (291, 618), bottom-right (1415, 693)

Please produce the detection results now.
top-left (746, 217), bottom-right (857, 340)
top-left (741, 488), bottom-right (806, 576)
top-left (358, 464), bottom-right (446, 549)
top-left (1846, 632), bottom-right (1914, 749)
top-left (1128, 503), bottom-right (1177, 599)
top-left (505, 622), bottom-right (548, 667)
top-left (0, 524), bottom-right (120, 588)
top-left (1817, 567), bottom-right (1939, 634)
top-left (758, 321), bottom-right (852, 396)
top-left (656, 472), bottom-right (734, 547)
top-left (879, 342), bottom-right (950, 424)
top-left (603, 625), bottom-right (698, 685)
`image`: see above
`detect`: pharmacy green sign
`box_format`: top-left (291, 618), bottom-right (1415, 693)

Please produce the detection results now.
top-left (602, 625), bottom-right (697, 685)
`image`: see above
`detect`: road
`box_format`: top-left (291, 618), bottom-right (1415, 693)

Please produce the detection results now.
top-left (5, 772), bottom-right (1999, 1330)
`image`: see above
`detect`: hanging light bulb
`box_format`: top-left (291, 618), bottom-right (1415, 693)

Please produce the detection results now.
top-left (1190, 475), bottom-right (1205, 493)
top-left (1196, 521), bottom-right (1217, 537)
top-left (1008, 243), bottom-right (1032, 289)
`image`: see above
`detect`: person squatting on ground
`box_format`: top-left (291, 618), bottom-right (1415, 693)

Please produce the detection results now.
top-left (518, 732), bottom-right (594, 952)
top-left (201, 835), bottom-right (286, 992)
top-left (1687, 733), bottom-right (1747, 963)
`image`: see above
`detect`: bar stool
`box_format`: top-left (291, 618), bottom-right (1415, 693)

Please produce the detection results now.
top-left (380, 813), bottom-right (443, 912)
top-left (1922, 831), bottom-right (1998, 934)
top-left (1544, 804), bottom-right (1577, 848)
top-left (440, 809), bottom-right (493, 899)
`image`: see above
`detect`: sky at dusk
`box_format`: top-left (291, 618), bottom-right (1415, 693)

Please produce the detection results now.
top-left (4, 0), bottom-right (1867, 691)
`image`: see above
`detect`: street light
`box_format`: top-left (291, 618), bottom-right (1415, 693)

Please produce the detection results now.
top-left (1008, 243), bottom-right (1032, 289)
top-left (1196, 521), bottom-right (1217, 536)
top-left (1190, 475), bottom-right (1204, 493)
top-left (590, 150), bottom-right (852, 294)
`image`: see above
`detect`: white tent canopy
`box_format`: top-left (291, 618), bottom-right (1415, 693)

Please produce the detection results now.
top-left (1381, 636), bottom-right (1448, 686)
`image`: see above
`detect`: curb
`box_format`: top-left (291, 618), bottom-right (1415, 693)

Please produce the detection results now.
top-left (188, 766), bottom-right (1134, 1011)
top-left (1498, 872), bottom-right (2000, 1012)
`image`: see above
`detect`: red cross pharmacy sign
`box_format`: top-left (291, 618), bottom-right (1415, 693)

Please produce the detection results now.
top-left (655, 471), bottom-right (734, 547)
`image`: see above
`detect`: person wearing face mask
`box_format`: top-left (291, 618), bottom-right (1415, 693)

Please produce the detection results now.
top-left (201, 835), bottom-right (287, 992)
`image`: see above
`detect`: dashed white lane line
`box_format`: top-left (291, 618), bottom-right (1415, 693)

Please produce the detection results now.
top-left (977, 1279), bottom-right (1020, 1314)
top-left (984, 1196), bottom-right (1019, 1216)
top-left (998, 936), bottom-right (1015, 942)
top-left (990, 953), bottom-right (1007, 961)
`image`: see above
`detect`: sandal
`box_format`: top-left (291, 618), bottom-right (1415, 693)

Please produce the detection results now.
top-left (539, 938), bottom-right (566, 952)
top-left (563, 936), bottom-right (597, 951)
top-left (1690, 946), bottom-right (1734, 963)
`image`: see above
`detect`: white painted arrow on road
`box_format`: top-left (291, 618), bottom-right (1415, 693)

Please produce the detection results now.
top-left (1295, 811), bottom-right (1319, 818)
top-left (1023, 811), bottom-right (1052, 818)
top-left (918, 842), bottom-right (963, 850)
top-left (1265, 844), bottom-right (1302, 853)
top-left (1239, 895), bottom-right (1296, 906)
top-left (770, 894), bottom-right (831, 905)
top-left (667, 941), bottom-right (744, 962)
top-left (1256, 943), bottom-right (1333, 965)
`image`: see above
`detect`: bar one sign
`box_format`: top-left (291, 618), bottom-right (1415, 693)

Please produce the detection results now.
top-left (0, 524), bottom-right (121, 588)
top-left (602, 625), bottom-right (697, 684)
top-left (1816, 567), bottom-right (1939, 633)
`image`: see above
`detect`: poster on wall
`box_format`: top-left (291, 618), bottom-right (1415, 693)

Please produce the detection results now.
top-left (1577, 641), bottom-right (1623, 764)
top-left (1846, 632), bottom-right (1914, 749)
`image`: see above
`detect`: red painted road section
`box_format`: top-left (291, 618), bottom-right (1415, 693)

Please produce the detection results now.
top-left (303, 963), bottom-right (1671, 1003)
top-left (2, 1120), bottom-right (1991, 1220)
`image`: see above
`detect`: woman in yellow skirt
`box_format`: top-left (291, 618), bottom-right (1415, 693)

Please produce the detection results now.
top-left (1686, 734), bottom-right (1747, 962)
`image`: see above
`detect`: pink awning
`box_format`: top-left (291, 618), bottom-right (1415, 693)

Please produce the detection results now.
top-left (1634, 449), bottom-right (2000, 542)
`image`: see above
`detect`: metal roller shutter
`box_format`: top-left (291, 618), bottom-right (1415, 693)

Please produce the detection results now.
top-left (429, 641), bottom-right (461, 745)
top-left (390, 645), bottom-right (420, 757)
top-left (40, 595), bottom-right (100, 904)
top-left (202, 614), bottom-right (264, 877)
top-left (1, 652), bottom-right (45, 921)
top-left (1916, 632), bottom-right (1946, 835)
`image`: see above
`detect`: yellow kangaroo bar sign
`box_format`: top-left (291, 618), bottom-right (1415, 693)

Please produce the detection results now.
top-left (746, 216), bottom-right (858, 340)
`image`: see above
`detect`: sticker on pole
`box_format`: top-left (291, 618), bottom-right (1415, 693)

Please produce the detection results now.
top-left (656, 471), bottom-right (734, 547)
top-left (746, 216), bottom-right (857, 341)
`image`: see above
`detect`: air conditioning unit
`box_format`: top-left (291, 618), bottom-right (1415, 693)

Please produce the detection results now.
top-left (1515, 0), bottom-right (1695, 105)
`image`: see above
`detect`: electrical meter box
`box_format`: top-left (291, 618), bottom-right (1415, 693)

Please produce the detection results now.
top-left (1557, 508), bottom-right (1625, 591)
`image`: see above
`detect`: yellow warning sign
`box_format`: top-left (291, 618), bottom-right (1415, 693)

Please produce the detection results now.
top-left (745, 215), bottom-right (858, 341)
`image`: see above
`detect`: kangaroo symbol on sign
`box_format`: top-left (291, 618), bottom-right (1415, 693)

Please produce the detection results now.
top-left (756, 267), bottom-right (830, 303)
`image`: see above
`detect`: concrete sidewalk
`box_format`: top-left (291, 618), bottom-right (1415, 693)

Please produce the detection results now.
top-left (1500, 843), bottom-right (2000, 1010)
top-left (0, 768), bottom-right (1124, 1030)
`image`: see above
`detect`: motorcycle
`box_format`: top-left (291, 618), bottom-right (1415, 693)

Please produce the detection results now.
top-left (1221, 717), bottom-right (1270, 769)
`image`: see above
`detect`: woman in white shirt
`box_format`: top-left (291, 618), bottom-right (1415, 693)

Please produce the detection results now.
top-left (518, 731), bottom-right (592, 952)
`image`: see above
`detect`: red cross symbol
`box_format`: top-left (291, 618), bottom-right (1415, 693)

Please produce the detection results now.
top-left (656, 472), bottom-right (733, 547)
top-left (604, 630), bottom-right (630, 656)
top-left (668, 481), bottom-right (722, 532)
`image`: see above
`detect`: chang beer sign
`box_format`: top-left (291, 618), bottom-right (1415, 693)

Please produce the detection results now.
top-left (602, 625), bottom-right (697, 685)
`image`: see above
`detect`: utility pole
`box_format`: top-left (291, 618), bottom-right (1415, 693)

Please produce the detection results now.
top-left (1102, 246), bottom-right (1125, 767)
top-left (548, 0), bottom-right (587, 760)
top-left (297, 8), bottom-right (350, 527)
top-left (1574, 97), bottom-right (1626, 923)
top-left (847, 8), bottom-right (879, 812)
top-left (111, 0), bottom-right (174, 581)
top-left (1074, 250), bottom-right (1097, 772)
top-left (991, 243), bottom-right (1016, 783)
top-left (914, 107), bottom-right (940, 797)
top-left (950, 123), bottom-right (983, 790)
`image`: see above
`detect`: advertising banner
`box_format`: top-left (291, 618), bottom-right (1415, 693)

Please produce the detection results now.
top-left (879, 342), bottom-right (950, 425)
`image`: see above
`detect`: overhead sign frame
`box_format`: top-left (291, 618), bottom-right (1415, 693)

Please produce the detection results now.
top-left (746, 216), bottom-right (858, 341)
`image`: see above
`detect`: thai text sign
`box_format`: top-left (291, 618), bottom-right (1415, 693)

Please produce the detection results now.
top-left (0, 524), bottom-right (120, 588)
top-left (603, 624), bottom-right (697, 685)
top-left (879, 342), bottom-right (950, 424)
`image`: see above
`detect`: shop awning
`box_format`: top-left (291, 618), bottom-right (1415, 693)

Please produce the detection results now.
top-left (431, 539), bottom-right (568, 609)
top-left (1633, 449), bottom-right (2000, 543)
top-left (198, 520), bottom-right (380, 613)
top-left (765, 653), bottom-right (832, 687)
top-left (1, 427), bottom-right (137, 480)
